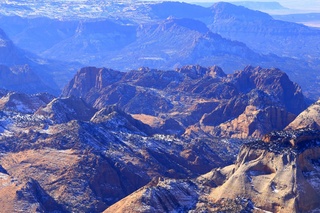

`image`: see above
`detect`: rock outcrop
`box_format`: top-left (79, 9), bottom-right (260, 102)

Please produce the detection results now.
top-left (105, 128), bottom-right (320, 212)
top-left (207, 129), bottom-right (320, 212)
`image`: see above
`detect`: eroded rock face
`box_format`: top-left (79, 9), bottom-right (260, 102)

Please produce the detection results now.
top-left (210, 105), bottom-right (296, 138)
top-left (208, 129), bottom-right (320, 212)
top-left (105, 129), bottom-right (320, 212)
top-left (62, 65), bottom-right (306, 138)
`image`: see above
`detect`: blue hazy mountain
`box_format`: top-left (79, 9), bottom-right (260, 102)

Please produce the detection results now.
top-left (209, 2), bottom-right (320, 61)
top-left (0, 1), bottom-right (320, 97)
top-left (232, 1), bottom-right (288, 10)
top-left (0, 26), bottom-right (80, 94)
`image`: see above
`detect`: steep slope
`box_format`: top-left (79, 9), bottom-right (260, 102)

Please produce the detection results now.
top-left (0, 28), bottom-right (30, 66)
top-left (63, 65), bottom-right (306, 138)
top-left (0, 175), bottom-right (65, 212)
top-left (104, 178), bottom-right (199, 213)
top-left (106, 128), bottom-right (320, 212)
top-left (35, 96), bottom-right (97, 124)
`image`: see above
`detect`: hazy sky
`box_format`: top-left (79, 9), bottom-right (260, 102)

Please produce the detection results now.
top-left (172, 0), bottom-right (320, 11)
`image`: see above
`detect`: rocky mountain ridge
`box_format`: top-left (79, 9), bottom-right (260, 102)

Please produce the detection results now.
top-left (1, 2), bottom-right (320, 97)
top-left (63, 65), bottom-right (306, 138)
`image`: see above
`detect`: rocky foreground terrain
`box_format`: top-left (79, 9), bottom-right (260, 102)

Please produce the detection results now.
top-left (106, 128), bottom-right (320, 212)
top-left (0, 89), bottom-right (242, 212)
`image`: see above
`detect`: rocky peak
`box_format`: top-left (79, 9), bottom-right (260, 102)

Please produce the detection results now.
top-left (62, 67), bottom-right (124, 98)
top-left (104, 178), bottom-right (198, 213)
top-left (176, 64), bottom-right (211, 79)
top-left (206, 65), bottom-right (227, 78)
top-left (230, 66), bottom-right (306, 114)
top-left (205, 128), bottom-right (320, 212)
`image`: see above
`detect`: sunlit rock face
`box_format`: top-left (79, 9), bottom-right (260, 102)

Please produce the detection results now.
top-left (286, 100), bottom-right (320, 131)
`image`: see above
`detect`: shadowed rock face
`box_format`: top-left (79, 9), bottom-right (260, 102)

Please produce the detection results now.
top-left (62, 65), bottom-right (306, 138)
top-left (105, 128), bottom-right (320, 213)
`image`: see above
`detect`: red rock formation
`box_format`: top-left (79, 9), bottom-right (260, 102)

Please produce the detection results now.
top-left (62, 65), bottom-right (306, 138)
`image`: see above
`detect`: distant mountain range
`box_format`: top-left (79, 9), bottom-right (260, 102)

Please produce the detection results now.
top-left (274, 13), bottom-right (320, 28)
top-left (0, 2), bottom-right (319, 98)
top-left (208, 3), bottom-right (320, 61)
top-left (231, 1), bottom-right (288, 10)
